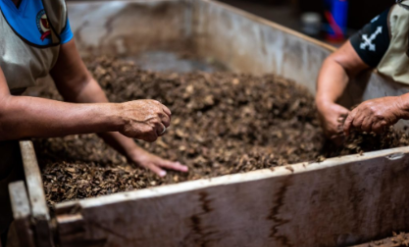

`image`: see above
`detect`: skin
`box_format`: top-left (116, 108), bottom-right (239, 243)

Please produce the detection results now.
top-left (49, 40), bottom-right (188, 176)
top-left (0, 18), bottom-right (188, 176)
top-left (316, 40), bottom-right (409, 139)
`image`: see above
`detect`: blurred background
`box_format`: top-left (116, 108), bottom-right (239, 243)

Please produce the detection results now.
top-left (219, 0), bottom-right (392, 44)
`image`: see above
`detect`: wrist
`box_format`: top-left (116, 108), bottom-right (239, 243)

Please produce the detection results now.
top-left (397, 94), bottom-right (409, 119)
top-left (104, 103), bottom-right (126, 132)
top-left (315, 97), bottom-right (335, 110)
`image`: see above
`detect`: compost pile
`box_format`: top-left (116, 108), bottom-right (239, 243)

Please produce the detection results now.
top-left (33, 55), bottom-right (409, 204)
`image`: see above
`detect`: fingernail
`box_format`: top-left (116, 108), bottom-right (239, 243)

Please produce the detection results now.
top-left (159, 171), bottom-right (167, 177)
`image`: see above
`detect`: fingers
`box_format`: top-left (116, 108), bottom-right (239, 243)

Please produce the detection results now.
top-left (142, 160), bottom-right (188, 177)
top-left (144, 162), bottom-right (167, 177)
top-left (154, 122), bottom-right (167, 137)
top-left (361, 117), bottom-right (372, 132)
top-left (371, 122), bottom-right (383, 134)
top-left (152, 100), bottom-right (171, 127)
top-left (158, 160), bottom-right (189, 172)
top-left (371, 120), bottom-right (388, 134)
top-left (159, 112), bottom-right (171, 128)
top-left (152, 100), bottom-right (172, 117)
top-left (343, 110), bottom-right (356, 136)
top-left (139, 125), bottom-right (159, 142)
top-left (162, 105), bottom-right (172, 118)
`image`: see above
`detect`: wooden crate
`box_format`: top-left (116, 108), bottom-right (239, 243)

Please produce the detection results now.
top-left (9, 0), bottom-right (409, 246)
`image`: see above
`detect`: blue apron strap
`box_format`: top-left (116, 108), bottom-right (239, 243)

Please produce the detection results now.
top-left (40, 0), bottom-right (67, 44)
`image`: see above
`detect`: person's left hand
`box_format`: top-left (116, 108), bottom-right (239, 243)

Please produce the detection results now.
top-left (343, 96), bottom-right (406, 135)
top-left (128, 148), bottom-right (188, 177)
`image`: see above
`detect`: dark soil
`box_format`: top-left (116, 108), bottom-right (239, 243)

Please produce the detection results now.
top-left (352, 232), bottom-right (409, 247)
top-left (32, 55), bottom-right (409, 205)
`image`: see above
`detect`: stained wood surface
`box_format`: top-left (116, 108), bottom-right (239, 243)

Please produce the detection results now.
top-left (8, 181), bottom-right (36, 247)
top-left (29, 1), bottom-right (409, 246)
top-left (55, 146), bottom-right (409, 247)
top-left (193, 0), bottom-right (333, 95)
top-left (9, 181), bottom-right (30, 219)
top-left (19, 141), bottom-right (54, 247)
top-left (19, 141), bottom-right (48, 219)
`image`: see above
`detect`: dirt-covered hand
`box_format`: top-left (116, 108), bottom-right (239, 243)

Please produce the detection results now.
top-left (317, 101), bottom-right (350, 143)
top-left (130, 149), bottom-right (188, 177)
top-left (117, 99), bottom-right (171, 142)
top-left (343, 96), bottom-right (406, 135)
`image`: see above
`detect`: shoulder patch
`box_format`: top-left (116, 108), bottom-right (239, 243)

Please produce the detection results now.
top-left (350, 7), bottom-right (391, 67)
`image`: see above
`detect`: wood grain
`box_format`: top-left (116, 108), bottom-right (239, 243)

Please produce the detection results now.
top-left (19, 141), bottom-right (54, 247)
top-left (8, 181), bottom-right (36, 247)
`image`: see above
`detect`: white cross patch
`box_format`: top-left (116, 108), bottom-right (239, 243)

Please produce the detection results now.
top-left (360, 26), bottom-right (383, 52)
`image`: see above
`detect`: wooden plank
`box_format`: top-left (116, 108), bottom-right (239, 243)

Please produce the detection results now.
top-left (19, 141), bottom-right (48, 219)
top-left (9, 181), bottom-right (30, 219)
top-left (56, 214), bottom-right (107, 247)
top-left (192, 0), bottom-right (334, 95)
top-left (55, 146), bottom-right (409, 247)
top-left (67, 0), bottom-right (188, 56)
top-left (59, 1), bottom-right (409, 246)
top-left (8, 181), bottom-right (36, 247)
top-left (19, 141), bottom-right (54, 247)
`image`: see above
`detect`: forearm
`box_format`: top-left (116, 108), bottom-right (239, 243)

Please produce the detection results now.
top-left (0, 95), bottom-right (121, 141)
top-left (316, 56), bottom-right (350, 107)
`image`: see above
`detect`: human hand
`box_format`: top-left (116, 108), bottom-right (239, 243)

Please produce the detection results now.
top-left (117, 100), bottom-right (171, 142)
top-left (343, 96), bottom-right (406, 135)
top-left (317, 101), bottom-right (350, 144)
top-left (129, 149), bottom-right (188, 177)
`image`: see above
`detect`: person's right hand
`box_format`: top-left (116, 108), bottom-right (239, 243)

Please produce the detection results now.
top-left (117, 99), bottom-right (171, 142)
top-left (317, 101), bottom-right (350, 144)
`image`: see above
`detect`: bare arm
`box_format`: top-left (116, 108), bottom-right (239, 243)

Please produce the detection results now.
top-left (0, 50), bottom-right (170, 144)
top-left (316, 41), bottom-right (369, 105)
top-left (0, 69), bottom-right (122, 141)
top-left (50, 40), bottom-right (187, 176)
top-left (317, 41), bottom-right (409, 135)
top-left (315, 41), bottom-right (369, 140)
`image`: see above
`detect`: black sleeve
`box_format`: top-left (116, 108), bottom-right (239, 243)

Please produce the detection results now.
top-left (350, 7), bottom-right (391, 68)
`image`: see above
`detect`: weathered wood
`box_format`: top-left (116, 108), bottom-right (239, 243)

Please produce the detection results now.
top-left (19, 141), bottom-right (54, 247)
top-left (8, 181), bottom-right (36, 247)
top-left (67, 0), bottom-right (188, 56)
top-left (9, 181), bottom-right (30, 219)
top-left (192, 0), bottom-right (334, 95)
top-left (57, 214), bottom-right (107, 247)
top-left (45, 1), bottom-right (409, 246)
top-left (19, 141), bottom-right (48, 219)
top-left (54, 147), bottom-right (409, 247)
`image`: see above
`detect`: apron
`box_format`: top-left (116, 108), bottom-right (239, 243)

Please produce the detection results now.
top-left (0, 0), bottom-right (69, 241)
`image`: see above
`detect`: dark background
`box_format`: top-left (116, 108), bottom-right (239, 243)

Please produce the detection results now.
top-left (219, 0), bottom-right (393, 40)
top-left (298, 0), bottom-right (391, 29)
